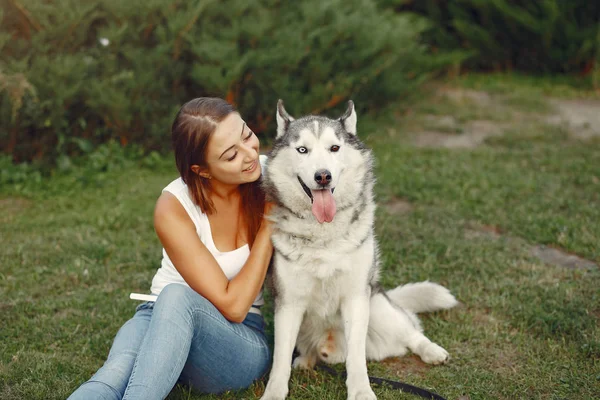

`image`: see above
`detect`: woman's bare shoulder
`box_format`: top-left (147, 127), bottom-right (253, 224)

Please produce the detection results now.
top-left (154, 191), bottom-right (193, 228)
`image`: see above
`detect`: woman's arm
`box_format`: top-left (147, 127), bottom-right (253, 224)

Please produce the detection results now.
top-left (153, 192), bottom-right (273, 323)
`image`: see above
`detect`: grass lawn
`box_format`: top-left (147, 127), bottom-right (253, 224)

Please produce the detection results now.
top-left (1, 74), bottom-right (599, 399)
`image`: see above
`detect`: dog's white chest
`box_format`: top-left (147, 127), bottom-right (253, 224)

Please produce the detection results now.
top-left (305, 277), bottom-right (345, 318)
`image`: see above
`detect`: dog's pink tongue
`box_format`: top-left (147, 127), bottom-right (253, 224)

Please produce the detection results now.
top-left (311, 189), bottom-right (336, 223)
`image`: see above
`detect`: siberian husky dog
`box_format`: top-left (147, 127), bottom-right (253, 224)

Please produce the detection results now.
top-left (260, 100), bottom-right (458, 400)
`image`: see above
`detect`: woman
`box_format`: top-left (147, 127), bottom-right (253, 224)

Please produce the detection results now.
top-left (69, 97), bottom-right (273, 399)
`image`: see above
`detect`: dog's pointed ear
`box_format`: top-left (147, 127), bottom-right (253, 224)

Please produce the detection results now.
top-left (276, 99), bottom-right (294, 139)
top-left (339, 100), bottom-right (357, 135)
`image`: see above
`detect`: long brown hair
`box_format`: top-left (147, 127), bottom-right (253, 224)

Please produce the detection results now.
top-left (171, 97), bottom-right (265, 247)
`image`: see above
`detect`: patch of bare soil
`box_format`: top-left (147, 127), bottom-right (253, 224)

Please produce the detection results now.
top-left (413, 119), bottom-right (503, 149)
top-left (547, 99), bottom-right (600, 139)
top-left (464, 223), bottom-right (597, 270)
top-left (438, 88), bottom-right (492, 106)
top-left (410, 88), bottom-right (503, 148)
top-left (488, 347), bottom-right (520, 374)
top-left (412, 88), bottom-right (600, 149)
top-left (529, 245), bottom-right (597, 270)
top-left (382, 196), bottom-right (413, 215)
top-left (423, 115), bottom-right (459, 132)
top-left (380, 355), bottom-right (429, 378)
top-left (471, 307), bottom-right (500, 326)
top-left (463, 223), bottom-right (503, 240)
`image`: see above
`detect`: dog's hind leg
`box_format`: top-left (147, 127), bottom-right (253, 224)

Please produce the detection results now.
top-left (367, 293), bottom-right (449, 365)
top-left (261, 302), bottom-right (307, 400)
top-left (406, 331), bottom-right (449, 365)
top-left (364, 293), bottom-right (411, 361)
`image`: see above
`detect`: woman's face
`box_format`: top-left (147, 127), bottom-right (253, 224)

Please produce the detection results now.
top-left (200, 112), bottom-right (261, 185)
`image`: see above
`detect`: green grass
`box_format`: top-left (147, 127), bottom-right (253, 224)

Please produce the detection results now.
top-left (1, 73), bottom-right (599, 399)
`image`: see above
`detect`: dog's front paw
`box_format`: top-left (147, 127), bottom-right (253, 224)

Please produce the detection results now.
top-left (348, 387), bottom-right (377, 400)
top-left (420, 342), bottom-right (449, 365)
top-left (260, 381), bottom-right (289, 400)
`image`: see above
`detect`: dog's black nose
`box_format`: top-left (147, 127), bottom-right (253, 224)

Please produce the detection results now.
top-left (314, 169), bottom-right (332, 186)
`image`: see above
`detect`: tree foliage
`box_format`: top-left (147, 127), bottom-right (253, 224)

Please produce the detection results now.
top-left (388, 0), bottom-right (600, 74)
top-left (1, 0), bottom-right (443, 164)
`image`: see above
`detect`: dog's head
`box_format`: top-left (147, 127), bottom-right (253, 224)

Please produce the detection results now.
top-left (264, 99), bottom-right (372, 224)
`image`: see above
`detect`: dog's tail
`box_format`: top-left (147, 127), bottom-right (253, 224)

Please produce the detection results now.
top-left (386, 281), bottom-right (458, 313)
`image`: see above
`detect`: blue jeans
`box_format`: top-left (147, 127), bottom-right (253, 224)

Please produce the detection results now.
top-left (68, 284), bottom-right (271, 399)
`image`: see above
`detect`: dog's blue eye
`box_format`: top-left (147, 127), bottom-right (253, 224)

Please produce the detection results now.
top-left (330, 145), bottom-right (340, 152)
top-left (296, 147), bottom-right (308, 154)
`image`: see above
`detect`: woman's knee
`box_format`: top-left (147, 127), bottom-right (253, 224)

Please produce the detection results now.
top-left (156, 284), bottom-right (196, 308)
top-left (154, 284), bottom-right (214, 321)
top-left (157, 283), bottom-right (191, 302)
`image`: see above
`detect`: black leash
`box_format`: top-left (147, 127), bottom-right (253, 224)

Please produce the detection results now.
top-left (316, 363), bottom-right (447, 400)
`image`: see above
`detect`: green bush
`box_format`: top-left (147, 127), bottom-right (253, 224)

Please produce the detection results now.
top-left (0, 0), bottom-right (444, 165)
top-left (386, 0), bottom-right (600, 74)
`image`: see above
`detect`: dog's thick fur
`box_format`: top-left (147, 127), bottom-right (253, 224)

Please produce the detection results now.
top-left (260, 101), bottom-right (457, 400)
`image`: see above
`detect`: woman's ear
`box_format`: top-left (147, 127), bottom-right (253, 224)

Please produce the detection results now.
top-left (191, 165), bottom-right (211, 179)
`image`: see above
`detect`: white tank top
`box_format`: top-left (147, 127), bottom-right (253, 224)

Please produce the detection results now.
top-left (149, 157), bottom-right (267, 309)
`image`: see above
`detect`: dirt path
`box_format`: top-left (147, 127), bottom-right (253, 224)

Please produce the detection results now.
top-left (409, 88), bottom-right (600, 149)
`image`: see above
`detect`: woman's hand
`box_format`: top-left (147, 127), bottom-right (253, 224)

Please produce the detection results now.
top-left (260, 201), bottom-right (275, 235)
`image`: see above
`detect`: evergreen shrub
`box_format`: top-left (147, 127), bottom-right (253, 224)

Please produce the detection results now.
top-left (385, 0), bottom-right (600, 74)
top-left (1, 0), bottom-right (443, 165)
